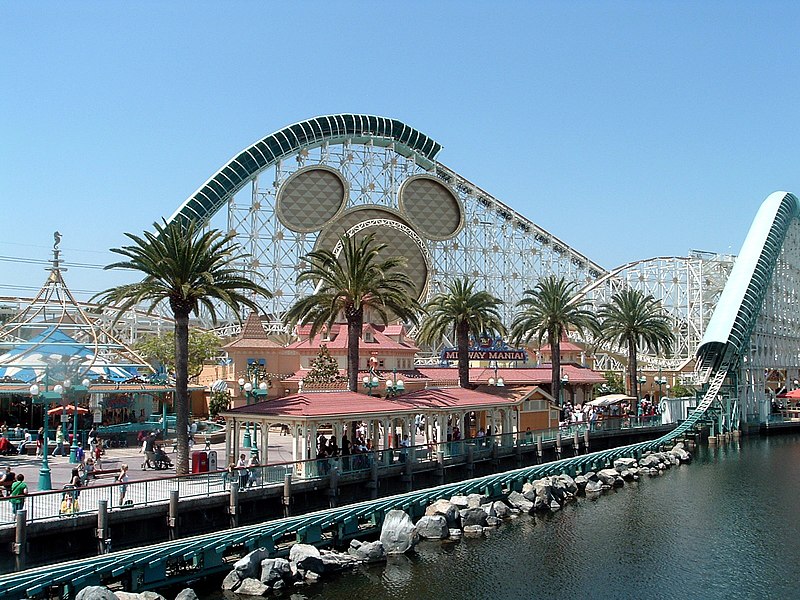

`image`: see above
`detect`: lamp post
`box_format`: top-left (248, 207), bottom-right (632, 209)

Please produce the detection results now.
top-left (636, 373), bottom-right (647, 416)
top-left (238, 377), bottom-right (267, 449)
top-left (654, 373), bottom-right (668, 401)
top-left (362, 370), bottom-right (380, 396)
top-left (488, 362), bottom-right (505, 387)
top-left (29, 383), bottom-right (53, 491)
top-left (385, 369), bottom-right (405, 398)
top-left (68, 378), bottom-right (91, 463)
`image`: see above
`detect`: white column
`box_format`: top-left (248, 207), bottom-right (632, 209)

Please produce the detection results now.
top-left (263, 421), bottom-right (269, 465)
top-left (291, 421), bottom-right (298, 464)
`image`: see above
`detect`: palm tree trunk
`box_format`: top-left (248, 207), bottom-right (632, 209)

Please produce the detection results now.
top-left (347, 312), bottom-right (363, 392)
top-left (174, 310), bottom-right (190, 475)
top-left (551, 330), bottom-right (562, 406)
top-left (628, 338), bottom-right (638, 414)
top-left (457, 320), bottom-right (470, 388)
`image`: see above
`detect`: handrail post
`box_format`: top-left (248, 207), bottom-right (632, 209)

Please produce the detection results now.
top-left (168, 490), bottom-right (179, 540)
top-left (369, 453), bottom-right (379, 499)
top-left (556, 431), bottom-right (562, 458)
top-left (328, 467), bottom-right (339, 508)
top-left (466, 443), bottom-right (475, 478)
top-left (282, 474), bottom-right (292, 518)
top-left (13, 509), bottom-right (26, 571)
top-left (229, 481), bottom-right (239, 528)
top-left (573, 430), bottom-right (580, 456)
top-left (97, 500), bottom-right (109, 554)
top-left (584, 427), bottom-right (590, 453)
top-left (536, 435), bottom-right (543, 464)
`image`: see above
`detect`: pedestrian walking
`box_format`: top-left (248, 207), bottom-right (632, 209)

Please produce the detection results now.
top-left (117, 464), bottom-right (129, 506)
top-left (10, 474), bottom-right (27, 516)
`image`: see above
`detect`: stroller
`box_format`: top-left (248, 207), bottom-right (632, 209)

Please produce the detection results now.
top-left (153, 446), bottom-right (173, 470)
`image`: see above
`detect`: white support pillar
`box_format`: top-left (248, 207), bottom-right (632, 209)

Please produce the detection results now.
top-left (262, 421), bottom-right (269, 465)
top-left (291, 421), bottom-right (299, 464)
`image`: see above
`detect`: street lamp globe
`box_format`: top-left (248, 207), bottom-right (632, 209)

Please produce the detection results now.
top-left (63, 379), bottom-right (71, 390)
top-left (29, 384), bottom-right (40, 397)
top-left (385, 379), bottom-right (394, 389)
top-left (362, 376), bottom-right (369, 385)
top-left (243, 382), bottom-right (253, 393)
top-left (82, 378), bottom-right (91, 387)
top-left (395, 379), bottom-right (404, 391)
top-left (54, 384), bottom-right (64, 395)
top-left (496, 377), bottom-right (505, 387)
top-left (238, 378), bottom-right (245, 387)
top-left (259, 382), bottom-right (268, 391)
top-left (488, 377), bottom-right (496, 386)
top-left (371, 376), bottom-right (379, 386)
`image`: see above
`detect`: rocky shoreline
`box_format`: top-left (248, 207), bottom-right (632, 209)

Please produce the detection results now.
top-left (74, 444), bottom-right (692, 599)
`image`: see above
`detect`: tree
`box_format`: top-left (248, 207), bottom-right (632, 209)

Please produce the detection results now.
top-left (93, 219), bottom-right (271, 474)
top-left (284, 233), bottom-right (420, 392)
top-left (593, 371), bottom-right (626, 396)
top-left (596, 288), bottom-right (673, 408)
top-left (304, 344), bottom-right (344, 384)
top-left (208, 390), bottom-right (230, 418)
top-left (135, 329), bottom-right (221, 379)
top-left (509, 275), bottom-right (597, 406)
top-left (417, 278), bottom-right (505, 389)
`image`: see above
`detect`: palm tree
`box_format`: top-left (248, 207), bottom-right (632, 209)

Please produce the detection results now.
top-left (417, 278), bottom-right (505, 388)
top-left (284, 233), bottom-right (420, 393)
top-left (596, 288), bottom-right (673, 409)
top-left (94, 219), bottom-right (271, 474)
top-left (509, 275), bottom-right (597, 406)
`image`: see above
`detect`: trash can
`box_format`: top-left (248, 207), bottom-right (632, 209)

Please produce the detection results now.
top-left (207, 450), bottom-right (218, 472)
top-left (191, 450), bottom-right (208, 473)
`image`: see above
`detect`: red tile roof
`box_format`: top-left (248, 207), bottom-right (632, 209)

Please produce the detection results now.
top-left (288, 323), bottom-right (418, 353)
top-left (222, 387), bottom-right (519, 420)
top-left (416, 365), bottom-right (605, 385)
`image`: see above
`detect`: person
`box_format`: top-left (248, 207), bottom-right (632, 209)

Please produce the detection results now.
top-left (18, 429), bottom-right (33, 454)
top-left (236, 453), bottom-right (248, 489)
top-left (327, 437), bottom-right (339, 458)
top-left (247, 453), bottom-right (260, 487)
top-left (80, 457), bottom-right (95, 485)
top-left (154, 444), bottom-right (172, 469)
top-left (117, 464), bottom-right (129, 506)
top-left (9, 474), bottom-right (27, 516)
top-left (341, 434), bottom-right (351, 471)
top-left (52, 425), bottom-right (65, 457)
top-left (1, 466), bottom-right (14, 496)
top-left (142, 432), bottom-right (156, 470)
top-left (74, 441), bottom-right (85, 464)
top-left (400, 434), bottom-right (410, 463)
top-left (61, 468), bottom-right (82, 514)
top-left (36, 427), bottom-right (44, 457)
top-left (93, 440), bottom-right (103, 469)
top-left (87, 426), bottom-right (97, 450)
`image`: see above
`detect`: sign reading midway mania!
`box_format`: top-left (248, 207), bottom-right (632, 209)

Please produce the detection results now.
top-left (440, 337), bottom-right (528, 363)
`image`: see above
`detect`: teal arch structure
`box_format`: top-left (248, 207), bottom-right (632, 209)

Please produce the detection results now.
top-left (167, 114), bottom-right (442, 227)
top-left (696, 191), bottom-right (800, 374)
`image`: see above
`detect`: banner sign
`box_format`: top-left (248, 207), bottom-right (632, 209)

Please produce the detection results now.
top-left (441, 349), bottom-right (527, 361)
top-left (440, 336), bottom-right (527, 362)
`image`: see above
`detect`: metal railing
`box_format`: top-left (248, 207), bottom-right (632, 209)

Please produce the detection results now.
top-left (0, 417), bottom-right (669, 525)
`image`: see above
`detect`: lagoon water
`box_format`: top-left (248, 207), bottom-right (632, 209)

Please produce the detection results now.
top-left (203, 434), bottom-right (800, 600)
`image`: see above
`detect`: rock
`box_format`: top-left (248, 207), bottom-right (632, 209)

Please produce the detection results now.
top-left (639, 454), bottom-right (661, 468)
top-left (584, 479), bottom-right (603, 493)
top-left (347, 539), bottom-right (386, 562)
top-left (114, 593), bottom-right (141, 600)
top-left (486, 516), bottom-right (501, 527)
top-left (449, 495), bottom-right (469, 508)
top-left (272, 580), bottom-right (285, 591)
top-left (506, 491), bottom-right (533, 512)
top-left (670, 445), bottom-right (692, 463)
top-left (319, 549), bottom-right (360, 573)
top-left (139, 593), bottom-right (165, 600)
top-left (221, 570), bottom-right (243, 591)
top-left (463, 525), bottom-right (484, 537)
top-left (380, 509), bottom-right (418, 554)
top-left (289, 544), bottom-right (324, 575)
top-left (596, 469), bottom-right (619, 486)
top-left (492, 500), bottom-right (509, 518)
top-left (304, 571), bottom-right (321, 583)
top-left (466, 493), bottom-right (486, 508)
top-left (260, 557), bottom-right (291, 584)
top-left (614, 457), bottom-right (637, 472)
top-left (236, 577), bottom-right (269, 596)
top-left (174, 590), bottom-right (199, 600)
top-left (448, 528), bottom-right (462, 539)
top-left (620, 469), bottom-right (636, 481)
top-left (574, 475), bottom-right (588, 491)
top-left (425, 499), bottom-right (461, 527)
top-left (460, 507), bottom-right (488, 527)
top-left (414, 515), bottom-right (449, 539)
top-left (557, 474), bottom-right (578, 495)
top-left (234, 548), bottom-right (272, 580)
top-left (77, 587), bottom-right (117, 600)
top-left (549, 500), bottom-right (562, 511)
top-left (480, 502), bottom-right (496, 517)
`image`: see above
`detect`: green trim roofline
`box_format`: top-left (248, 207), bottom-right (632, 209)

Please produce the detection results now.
top-left (697, 191), bottom-right (800, 369)
top-left (168, 114), bottom-right (442, 227)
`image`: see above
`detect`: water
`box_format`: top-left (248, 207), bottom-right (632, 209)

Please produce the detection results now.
top-left (203, 435), bottom-right (800, 600)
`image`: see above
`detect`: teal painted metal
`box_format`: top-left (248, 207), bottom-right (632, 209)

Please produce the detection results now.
top-left (167, 115), bottom-right (443, 228)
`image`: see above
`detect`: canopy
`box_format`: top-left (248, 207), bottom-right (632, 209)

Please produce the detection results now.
top-left (777, 389), bottom-right (800, 400)
top-left (587, 394), bottom-right (635, 408)
top-left (47, 404), bottom-right (89, 415)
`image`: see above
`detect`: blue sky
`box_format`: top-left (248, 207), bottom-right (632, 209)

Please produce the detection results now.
top-left (2, 1), bottom-right (800, 300)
